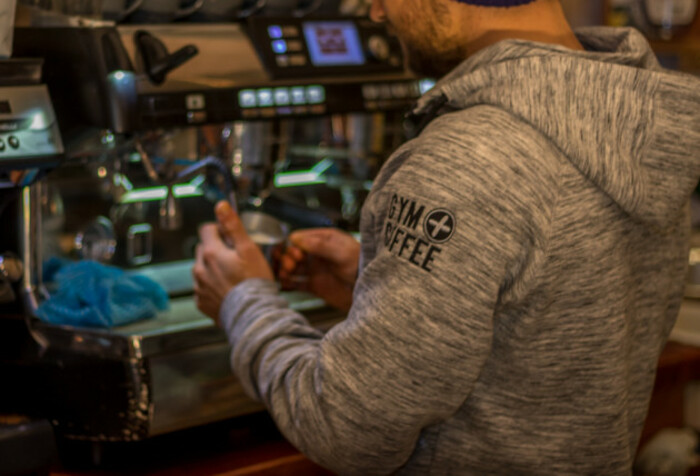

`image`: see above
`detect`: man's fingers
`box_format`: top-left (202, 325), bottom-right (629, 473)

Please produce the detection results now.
top-left (286, 246), bottom-right (304, 261)
top-left (280, 254), bottom-right (299, 274)
top-left (215, 201), bottom-right (252, 249)
top-left (288, 229), bottom-right (339, 259)
top-left (198, 222), bottom-right (225, 245)
top-left (192, 243), bottom-right (208, 282)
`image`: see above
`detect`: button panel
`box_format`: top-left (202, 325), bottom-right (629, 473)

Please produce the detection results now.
top-left (267, 23), bottom-right (307, 69)
top-left (238, 85), bottom-right (327, 111)
top-left (249, 16), bottom-right (407, 82)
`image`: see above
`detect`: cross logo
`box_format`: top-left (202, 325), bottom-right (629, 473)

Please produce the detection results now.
top-left (424, 209), bottom-right (455, 243)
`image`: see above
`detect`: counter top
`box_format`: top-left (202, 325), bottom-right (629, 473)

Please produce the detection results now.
top-left (51, 412), bottom-right (333, 476)
top-left (46, 314), bottom-right (700, 475)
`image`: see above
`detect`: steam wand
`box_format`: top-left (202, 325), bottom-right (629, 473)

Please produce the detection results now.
top-left (160, 156), bottom-right (237, 231)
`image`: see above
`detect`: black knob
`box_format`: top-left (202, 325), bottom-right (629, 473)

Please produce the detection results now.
top-left (135, 31), bottom-right (199, 85)
top-left (367, 35), bottom-right (390, 62)
top-left (8, 136), bottom-right (19, 149)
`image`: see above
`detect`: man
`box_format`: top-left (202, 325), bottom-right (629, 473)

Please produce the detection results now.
top-left (193, 0), bottom-right (700, 473)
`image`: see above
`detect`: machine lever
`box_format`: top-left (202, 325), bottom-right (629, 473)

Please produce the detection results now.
top-left (135, 31), bottom-right (199, 85)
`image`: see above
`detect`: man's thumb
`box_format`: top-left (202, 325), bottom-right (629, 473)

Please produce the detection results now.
top-left (215, 201), bottom-right (249, 246)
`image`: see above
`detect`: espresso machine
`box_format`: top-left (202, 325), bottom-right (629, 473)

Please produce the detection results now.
top-left (3, 12), bottom-right (431, 444)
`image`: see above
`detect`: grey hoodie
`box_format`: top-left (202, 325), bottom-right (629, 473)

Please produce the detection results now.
top-left (220, 27), bottom-right (700, 475)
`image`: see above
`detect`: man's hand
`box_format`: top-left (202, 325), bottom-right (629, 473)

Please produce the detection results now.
top-left (278, 228), bottom-right (360, 312)
top-left (193, 201), bottom-right (274, 323)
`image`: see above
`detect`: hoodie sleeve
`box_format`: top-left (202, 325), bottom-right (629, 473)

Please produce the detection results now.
top-left (220, 107), bottom-right (558, 475)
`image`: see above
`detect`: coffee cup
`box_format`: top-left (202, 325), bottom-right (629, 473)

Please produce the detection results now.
top-left (240, 210), bottom-right (288, 267)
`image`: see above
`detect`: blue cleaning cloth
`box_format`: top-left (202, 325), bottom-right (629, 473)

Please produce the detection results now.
top-left (36, 258), bottom-right (169, 328)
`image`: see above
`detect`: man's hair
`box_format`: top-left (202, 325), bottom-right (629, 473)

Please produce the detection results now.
top-left (454, 0), bottom-right (536, 5)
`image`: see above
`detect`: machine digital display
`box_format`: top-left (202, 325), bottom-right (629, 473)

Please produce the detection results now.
top-left (302, 21), bottom-right (365, 67)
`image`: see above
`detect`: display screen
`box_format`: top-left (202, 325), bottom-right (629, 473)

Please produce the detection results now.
top-left (302, 21), bottom-right (365, 67)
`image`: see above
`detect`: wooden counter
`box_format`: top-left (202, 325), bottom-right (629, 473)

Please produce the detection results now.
top-left (50, 341), bottom-right (700, 476)
top-left (640, 341), bottom-right (700, 447)
top-left (51, 413), bottom-right (333, 476)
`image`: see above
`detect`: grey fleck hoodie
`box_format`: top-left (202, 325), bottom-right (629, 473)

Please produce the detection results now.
top-left (220, 27), bottom-right (700, 475)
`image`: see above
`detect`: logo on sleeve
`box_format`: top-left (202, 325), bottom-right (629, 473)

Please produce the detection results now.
top-left (383, 194), bottom-right (455, 273)
top-left (424, 209), bottom-right (455, 243)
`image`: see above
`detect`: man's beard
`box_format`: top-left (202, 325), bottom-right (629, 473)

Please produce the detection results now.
top-left (403, 42), bottom-right (465, 79)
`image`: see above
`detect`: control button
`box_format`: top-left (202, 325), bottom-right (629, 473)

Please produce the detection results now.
top-left (391, 83), bottom-right (409, 98)
top-left (260, 108), bottom-right (276, 118)
top-left (379, 84), bottom-right (393, 99)
top-left (257, 89), bottom-right (274, 107)
top-left (282, 26), bottom-right (299, 37)
top-left (0, 139), bottom-right (5, 152)
top-left (8, 136), bottom-right (19, 149)
top-left (186, 93), bottom-right (206, 110)
top-left (276, 106), bottom-right (293, 115)
top-left (293, 106), bottom-right (309, 115)
top-left (286, 40), bottom-right (303, 52)
top-left (410, 82), bottom-right (422, 97)
top-left (276, 55), bottom-right (290, 67)
top-left (289, 55), bottom-right (307, 66)
top-left (242, 109), bottom-right (259, 119)
top-left (268, 25), bottom-right (283, 39)
top-left (274, 88), bottom-right (290, 106)
top-left (291, 86), bottom-right (306, 105)
top-left (367, 35), bottom-right (390, 62)
top-left (272, 40), bottom-right (288, 54)
top-left (363, 84), bottom-right (379, 100)
top-left (306, 85), bottom-right (325, 104)
top-left (239, 89), bottom-right (257, 108)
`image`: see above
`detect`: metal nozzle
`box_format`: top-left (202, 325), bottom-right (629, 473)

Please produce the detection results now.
top-left (159, 185), bottom-right (184, 231)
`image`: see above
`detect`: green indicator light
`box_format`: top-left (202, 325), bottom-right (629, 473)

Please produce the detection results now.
top-left (290, 86), bottom-right (306, 105)
top-left (274, 171), bottom-right (326, 188)
top-left (257, 88), bottom-right (274, 107)
top-left (120, 184), bottom-right (204, 204)
top-left (274, 87), bottom-right (290, 106)
top-left (311, 158), bottom-right (334, 174)
top-left (238, 89), bottom-right (257, 108)
top-left (306, 85), bottom-right (325, 104)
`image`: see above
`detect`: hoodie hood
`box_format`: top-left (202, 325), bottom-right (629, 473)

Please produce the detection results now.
top-left (411, 27), bottom-right (700, 229)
